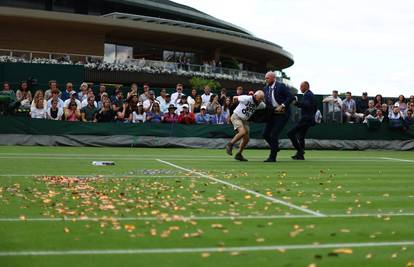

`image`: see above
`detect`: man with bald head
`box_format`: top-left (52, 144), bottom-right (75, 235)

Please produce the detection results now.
top-left (226, 90), bottom-right (266, 161)
top-left (287, 81), bottom-right (317, 160)
top-left (263, 71), bottom-right (294, 162)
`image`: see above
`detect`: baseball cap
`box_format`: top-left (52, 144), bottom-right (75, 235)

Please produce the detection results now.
top-left (201, 105), bottom-right (207, 110)
top-left (70, 91), bottom-right (77, 95)
top-left (182, 104), bottom-right (189, 109)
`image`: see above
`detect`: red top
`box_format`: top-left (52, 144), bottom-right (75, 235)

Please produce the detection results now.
top-left (178, 112), bottom-right (195, 124)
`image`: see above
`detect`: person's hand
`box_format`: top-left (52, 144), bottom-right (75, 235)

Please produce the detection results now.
top-left (275, 106), bottom-right (285, 113)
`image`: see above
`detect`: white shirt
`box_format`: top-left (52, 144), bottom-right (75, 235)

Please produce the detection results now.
top-left (233, 95), bottom-right (266, 120)
top-left (132, 112), bottom-right (146, 123)
top-left (156, 96), bottom-right (166, 107)
top-left (46, 98), bottom-right (64, 109)
top-left (170, 92), bottom-right (183, 104)
top-left (143, 99), bottom-right (154, 111)
top-left (201, 93), bottom-right (212, 106)
top-left (30, 106), bottom-right (47, 119)
top-left (64, 98), bottom-right (81, 110)
top-left (323, 96), bottom-right (343, 112)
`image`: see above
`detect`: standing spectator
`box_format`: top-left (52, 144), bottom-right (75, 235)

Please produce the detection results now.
top-left (160, 93), bottom-right (171, 113)
top-left (395, 95), bottom-right (407, 113)
top-left (16, 81), bottom-right (32, 109)
top-left (143, 90), bottom-right (156, 112)
top-left (127, 83), bottom-right (138, 99)
top-left (206, 94), bottom-right (220, 115)
top-left (171, 84), bottom-right (184, 105)
top-left (356, 92), bottom-right (369, 114)
top-left (146, 101), bottom-right (163, 123)
top-left (81, 97), bottom-right (98, 122)
top-left (374, 94), bottom-right (383, 109)
top-left (211, 106), bottom-right (227, 125)
top-left (46, 99), bottom-right (64, 120)
top-left (44, 80), bottom-right (60, 100)
top-left (163, 104), bottom-right (179, 123)
top-left (195, 105), bottom-right (211, 124)
top-left (132, 103), bottom-right (146, 123)
top-left (342, 92), bottom-right (360, 123)
top-left (61, 82), bottom-right (75, 101)
top-left (97, 99), bottom-right (116, 123)
top-left (201, 85), bottom-right (212, 106)
top-left (30, 98), bottom-right (47, 119)
top-left (77, 82), bottom-right (89, 102)
top-left (47, 90), bottom-right (64, 109)
top-left (64, 100), bottom-right (81, 121)
top-left (178, 104), bottom-right (195, 124)
top-left (64, 91), bottom-right (81, 110)
top-left (139, 84), bottom-right (150, 103)
top-left (236, 86), bottom-right (244, 96)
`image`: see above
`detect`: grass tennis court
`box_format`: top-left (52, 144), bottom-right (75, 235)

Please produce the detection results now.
top-left (0, 146), bottom-right (413, 267)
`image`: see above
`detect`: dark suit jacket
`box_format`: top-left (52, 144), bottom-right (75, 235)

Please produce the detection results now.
top-left (264, 82), bottom-right (294, 113)
top-left (296, 90), bottom-right (317, 124)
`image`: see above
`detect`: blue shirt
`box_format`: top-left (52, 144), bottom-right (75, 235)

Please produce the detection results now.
top-left (195, 113), bottom-right (211, 124)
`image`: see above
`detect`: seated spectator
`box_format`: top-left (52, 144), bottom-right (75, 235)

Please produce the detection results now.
top-left (156, 89), bottom-right (168, 107)
top-left (374, 94), bottom-right (383, 109)
top-left (31, 90), bottom-right (47, 110)
top-left (132, 103), bottom-right (146, 123)
top-left (146, 101), bottom-right (163, 123)
top-left (211, 105), bottom-right (228, 125)
top-left (195, 105), bottom-right (211, 124)
top-left (61, 82), bottom-right (76, 101)
top-left (178, 104), bottom-right (195, 124)
top-left (96, 84), bottom-right (107, 102)
top-left (206, 94), bottom-right (220, 115)
top-left (97, 99), bottom-right (116, 123)
top-left (139, 84), bottom-right (150, 103)
top-left (176, 94), bottom-right (190, 114)
top-left (410, 95), bottom-right (414, 105)
top-left (405, 109), bottom-right (414, 126)
top-left (47, 90), bottom-right (64, 109)
top-left (160, 93), bottom-right (171, 113)
top-left (16, 81), bottom-right (32, 109)
top-left (395, 95), bottom-right (407, 113)
top-left (322, 90), bottom-right (342, 122)
top-left (222, 97), bottom-right (232, 123)
top-left (127, 83), bottom-right (138, 99)
top-left (404, 102), bottom-right (414, 118)
top-left (187, 88), bottom-right (198, 107)
top-left (44, 80), bottom-right (61, 100)
top-left (356, 92), bottom-right (369, 114)
top-left (97, 92), bottom-right (109, 109)
top-left (111, 89), bottom-right (125, 119)
top-left (342, 92), bottom-right (361, 123)
top-left (171, 83), bottom-right (184, 105)
top-left (192, 95), bottom-right (202, 114)
top-left (143, 90), bottom-right (156, 112)
top-left (46, 99), bottom-right (64, 120)
top-left (81, 89), bottom-right (98, 108)
top-left (30, 98), bottom-right (47, 119)
top-left (64, 100), bottom-right (81, 121)
top-left (78, 82), bottom-right (89, 102)
top-left (163, 104), bottom-right (179, 123)
top-left (63, 91), bottom-right (81, 110)
top-left (0, 82), bottom-right (18, 114)
top-left (364, 109), bottom-right (385, 123)
top-left (236, 86), bottom-right (244, 96)
top-left (380, 103), bottom-right (389, 123)
top-left (388, 105), bottom-right (405, 129)
top-left (81, 96), bottom-right (98, 122)
top-left (364, 100), bottom-right (377, 118)
top-left (218, 88), bottom-right (227, 106)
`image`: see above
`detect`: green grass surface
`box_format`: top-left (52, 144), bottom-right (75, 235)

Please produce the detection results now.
top-left (0, 146), bottom-right (413, 267)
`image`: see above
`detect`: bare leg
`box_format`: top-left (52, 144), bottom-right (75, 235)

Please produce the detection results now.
top-left (230, 127), bottom-right (246, 146)
top-left (238, 134), bottom-right (249, 154)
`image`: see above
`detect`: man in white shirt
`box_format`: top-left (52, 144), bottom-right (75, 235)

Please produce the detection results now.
top-left (81, 91), bottom-right (98, 108)
top-left (170, 84), bottom-right (184, 104)
top-left (156, 89), bottom-right (168, 107)
top-left (143, 90), bottom-right (156, 112)
top-left (225, 90), bottom-right (265, 161)
top-left (201, 85), bottom-right (212, 106)
top-left (323, 90), bottom-right (343, 122)
top-left (63, 91), bottom-right (81, 110)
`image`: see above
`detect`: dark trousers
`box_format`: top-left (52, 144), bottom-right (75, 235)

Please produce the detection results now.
top-left (287, 119), bottom-right (312, 155)
top-left (263, 112), bottom-right (290, 160)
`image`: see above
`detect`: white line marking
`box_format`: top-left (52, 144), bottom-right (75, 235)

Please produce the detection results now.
top-left (381, 157), bottom-right (414, 163)
top-left (1, 241), bottom-right (414, 256)
top-left (1, 213), bottom-right (414, 222)
top-left (0, 174), bottom-right (189, 179)
top-left (156, 159), bottom-right (325, 217)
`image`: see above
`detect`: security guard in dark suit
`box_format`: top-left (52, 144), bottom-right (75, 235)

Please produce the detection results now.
top-left (263, 71), bottom-right (294, 162)
top-left (287, 81), bottom-right (317, 160)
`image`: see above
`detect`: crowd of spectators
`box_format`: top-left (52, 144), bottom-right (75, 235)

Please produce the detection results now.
top-left (0, 80), bottom-right (249, 125)
top-left (323, 90), bottom-right (414, 129)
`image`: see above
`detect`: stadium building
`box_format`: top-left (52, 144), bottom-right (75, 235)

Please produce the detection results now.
top-left (0, 0), bottom-right (294, 88)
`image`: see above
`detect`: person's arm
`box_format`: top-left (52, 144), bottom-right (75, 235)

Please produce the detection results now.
top-left (81, 111), bottom-right (87, 122)
top-left (92, 110), bottom-right (98, 123)
top-left (75, 109), bottom-right (81, 120)
top-left (282, 84), bottom-right (294, 107)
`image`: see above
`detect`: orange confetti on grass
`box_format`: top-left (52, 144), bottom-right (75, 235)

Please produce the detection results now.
top-left (333, 249), bottom-right (353, 254)
top-left (124, 224), bottom-right (136, 232)
top-left (64, 227), bottom-right (70, 233)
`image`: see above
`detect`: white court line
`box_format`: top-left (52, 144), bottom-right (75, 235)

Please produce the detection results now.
top-left (1, 213), bottom-right (414, 222)
top-left (0, 174), bottom-right (189, 179)
top-left (157, 159), bottom-right (325, 217)
top-left (382, 157), bottom-right (414, 163)
top-left (1, 241), bottom-right (414, 256)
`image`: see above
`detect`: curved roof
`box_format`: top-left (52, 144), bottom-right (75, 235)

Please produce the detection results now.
top-left (109, 0), bottom-right (253, 35)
